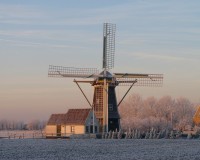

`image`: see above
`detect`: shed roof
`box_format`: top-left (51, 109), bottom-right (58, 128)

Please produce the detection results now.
top-left (47, 114), bottom-right (66, 125)
top-left (47, 109), bottom-right (91, 125)
top-left (65, 109), bottom-right (91, 125)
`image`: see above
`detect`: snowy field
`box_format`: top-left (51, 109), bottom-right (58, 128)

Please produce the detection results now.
top-left (1, 139), bottom-right (200, 160)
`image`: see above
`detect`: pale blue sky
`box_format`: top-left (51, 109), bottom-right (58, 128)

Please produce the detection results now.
top-left (0, 0), bottom-right (200, 121)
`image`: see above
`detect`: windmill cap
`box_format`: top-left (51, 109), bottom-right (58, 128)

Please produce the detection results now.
top-left (99, 70), bottom-right (113, 78)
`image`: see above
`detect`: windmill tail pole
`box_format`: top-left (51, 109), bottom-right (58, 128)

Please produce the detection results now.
top-left (74, 79), bottom-right (92, 108)
top-left (117, 80), bottom-right (137, 107)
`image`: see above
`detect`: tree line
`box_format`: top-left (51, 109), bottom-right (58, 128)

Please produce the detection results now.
top-left (0, 119), bottom-right (47, 130)
top-left (119, 94), bottom-right (198, 131)
top-left (1, 94), bottom-right (198, 131)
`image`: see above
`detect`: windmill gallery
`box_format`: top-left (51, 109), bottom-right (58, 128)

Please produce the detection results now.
top-left (45, 23), bottom-right (163, 138)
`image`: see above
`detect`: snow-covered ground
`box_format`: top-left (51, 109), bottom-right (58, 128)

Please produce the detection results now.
top-left (1, 139), bottom-right (200, 160)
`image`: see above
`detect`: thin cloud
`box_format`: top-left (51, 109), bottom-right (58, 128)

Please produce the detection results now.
top-left (0, 30), bottom-right (41, 37)
top-left (0, 4), bottom-right (44, 18)
top-left (0, 1), bottom-right (199, 27)
top-left (123, 52), bottom-right (200, 62)
top-left (0, 38), bottom-right (83, 49)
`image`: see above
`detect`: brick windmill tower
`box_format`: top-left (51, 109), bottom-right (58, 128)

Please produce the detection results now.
top-left (48, 23), bottom-right (163, 133)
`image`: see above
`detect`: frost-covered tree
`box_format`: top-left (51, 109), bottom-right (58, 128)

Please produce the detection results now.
top-left (0, 120), bottom-right (25, 130)
top-left (119, 94), bottom-right (143, 130)
top-left (26, 120), bottom-right (47, 130)
top-left (0, 119), bottom-right (46, 130)
top-left (174, 97), bottom-right (195, 130)
top-left (119, 94), bottom-right (196, 132)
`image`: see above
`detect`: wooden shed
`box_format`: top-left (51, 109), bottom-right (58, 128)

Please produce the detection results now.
top-left (46, 109), bottom-right (99, 138)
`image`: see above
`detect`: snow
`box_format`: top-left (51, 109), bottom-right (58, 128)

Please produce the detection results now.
top-left (1, 139), bottom-right (200, 160)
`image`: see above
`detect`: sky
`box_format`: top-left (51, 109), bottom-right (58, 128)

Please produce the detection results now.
top-left (0, 0), bottom-right (200, 122)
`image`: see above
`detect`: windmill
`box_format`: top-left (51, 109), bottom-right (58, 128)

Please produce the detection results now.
top-left (48, 23), bottom-right (163, 133)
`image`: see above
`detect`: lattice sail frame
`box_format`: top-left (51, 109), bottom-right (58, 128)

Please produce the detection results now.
top-left (48, 65), bottom-right (99, 78)
top-left (103, 23), bottom-right (116, 70)
top-left (116, 74), bottom-right (163, 86)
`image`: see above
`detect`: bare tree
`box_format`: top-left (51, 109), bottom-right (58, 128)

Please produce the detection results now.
top-left (0, 119), bottom-right (46, 130)
top-left (26, 120), bottom-right (47, 130)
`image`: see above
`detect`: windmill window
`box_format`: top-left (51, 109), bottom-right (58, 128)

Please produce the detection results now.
top-left (108, 104), bottom-right (113, 111)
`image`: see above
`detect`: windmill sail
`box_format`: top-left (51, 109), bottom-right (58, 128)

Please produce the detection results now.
top-left (102, 23), bottom-right (116, 70)
top-left (114, 73), bottom-right (163, 86)
top-left (48, 65), bottom-right (99, 78)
